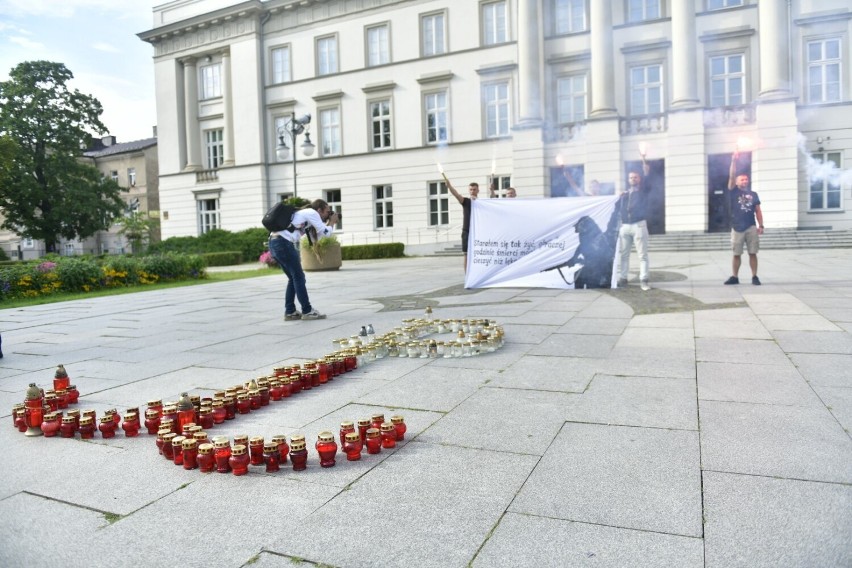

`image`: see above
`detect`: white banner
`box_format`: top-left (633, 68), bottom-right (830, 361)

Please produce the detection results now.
top-left (465, 196), bottom-right (621, 289)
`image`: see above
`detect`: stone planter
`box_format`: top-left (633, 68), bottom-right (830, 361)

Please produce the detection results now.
top-left (300, 242), bottom-right (342, 271)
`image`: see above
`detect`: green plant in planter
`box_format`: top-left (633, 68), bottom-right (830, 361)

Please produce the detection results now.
top-left (300, 234), bottom-right (340, 262)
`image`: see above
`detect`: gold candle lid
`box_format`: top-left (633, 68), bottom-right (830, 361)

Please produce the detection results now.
top-left (317, 431), bottom-right (335, 443)
top-left (79, 416), bottom-right (94, 426)
top-left (231, 444), bottom-right (247, 455)
top-left (234, 434), bottom-right (248, 443)
top-left (340, 421), bottom-right (354, 429)
top-left (213, 439), bottom-right (230, 449)
top-left (391, 415), bottom-right (404, 424)
top-left (249, 436), bottom-right (264, 445)
top-left (357, 418), bottom-right (371, 427)
top-left (99, 416), bottom-right (114, 424)
top-left (263, 442), bottom-right (279, 452)
top-left (380, 422), bottom-right (394, 432)
top-left (193, 432), bottom-right (209, 442)
top-left (172, 435), bottom-right (186, 446)
top-left (289, 433), bottom-right (305, 444)
top-left (67, 409), bottom-right (80, 418)
top-left (62, 416), bottom-right (76, 423)
top-left (182, 438), bottom-right (197, 449)
top-left (162, 432), bottom-right (177, 441)
top-left (344, 432), bottom-right (361, 442)
top-left (365, 428), bottom-right (380, 439)
top-left (198, 443), bottom-right (214, 454)
top-left (147, 399), bottom-right (162, 407)
top-left (289, 440), bottom-right (306, 451)
top-left (371, 413), bottom-right (385, 422)
top-left (145, 409), bottom-right (160, 418)
top-left (271, 434), bottom-right (287, 444)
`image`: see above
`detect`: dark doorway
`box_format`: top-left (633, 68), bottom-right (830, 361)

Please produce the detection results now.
top-left (707, 152), bottom-right (751, 233)
top-left (624, 158), bottom-right (665, 235)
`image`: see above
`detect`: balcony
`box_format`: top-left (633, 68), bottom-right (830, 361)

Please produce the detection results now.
top-left (543, 122), bottom-right (587, 143)
top-left (703, 104), bottom-right (756, 128)
top-left (619, 113), bottom-right (668, 135)
top-left (196, 169), bottom-right (218, 183)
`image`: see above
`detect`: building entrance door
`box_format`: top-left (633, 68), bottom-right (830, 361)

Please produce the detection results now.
top-left (707, 152), bottom-right (751, 232)
top-left (624, 159), bottom-right (665, 234)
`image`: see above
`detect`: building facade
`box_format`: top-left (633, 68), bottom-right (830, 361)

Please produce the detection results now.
top-left (138, 0), bottom-right (852, 253)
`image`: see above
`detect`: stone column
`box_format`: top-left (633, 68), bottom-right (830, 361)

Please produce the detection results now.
top-left (221, 50), bottom-right (235, 167)
top-left (590, 0), bottom-right (617, 117)
top-left (671, 0), bottom-right (699, 108)
top-left (182, 57), bottom-right (201, 171)
top-left (758, 0), bottom-right (791, 99)
top-left (516, 0), bottom-right (542, 126)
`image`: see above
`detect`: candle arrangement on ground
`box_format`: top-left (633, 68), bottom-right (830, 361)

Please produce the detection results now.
top-left (12, 315), bottom-right (504, 476)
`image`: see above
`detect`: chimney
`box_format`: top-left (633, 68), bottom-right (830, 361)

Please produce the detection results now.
top-left (101, 135), bottom-right (117, 146)
top-left (152, 125), bottom-right (158, 138)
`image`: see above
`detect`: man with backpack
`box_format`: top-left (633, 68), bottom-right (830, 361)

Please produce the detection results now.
top-left (267, 199), bottom-right (339, 320)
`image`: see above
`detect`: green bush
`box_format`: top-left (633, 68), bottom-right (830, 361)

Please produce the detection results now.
top-left (0, 248), bottom-right (9, 261)
top-left (148, 227), bottom-right (269, 263)
top-left (202, 251), bottom-right (243, 266)
top-left (341, 242), bottom-right (405, 260)
top-left (56, 258), bottom-right (103, 292)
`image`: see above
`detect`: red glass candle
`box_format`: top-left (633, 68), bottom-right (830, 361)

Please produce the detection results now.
top-left (60, 416), bottom-right (77, 438)
top-left (357, 418), bottom-right (371, 444)
top-left (264, 442), bottom-right (280, 472)
top-left (380, 422), bottom-right (396, 448)
top-left (273, 366), bottom-right (286, 378)
top-left (271, 434), bottom-right (289, 464)
top-left (318, 361), bottom-right (331, 384)
top-left (370, 413), bottom-right (385, 431)
top-left (233, 434), bottom-right (249, 450)
top-left (172, 436), bottom-right (186, 466)
top-left (309, 367), bottom-right (320, 388)
top-left (55, 390), bottom-right (69, 410)
top-left (99, 416), bottom-right (117, 438)
top-left (66, 385), bottom-right (79, 405)
top-left (144, 409), bottom-right (161, 435)
top-left (122, 412), bottom-right (140, 437)
top-left (365, 428), bottom-right (381, 454)
top-left (198, 409), bottom-right (214, 430)
top-left (161, 433), bottom-right (177, 460)
top-left (147, 399), bottom-right (163, 417)
top-left (299, 370), bottom-right (312, 391)
top-left (223, 397), bottom-right (237, 420)
top-left (161, 406), bottom-right (178, 432)
top-left (156, 428), bottom-right (171, 454)
top-left (53, 364), bottom-right (70, 391)
top-left (343, 432), bottom-right (363, 461)
top-left (198, 443), bottom-right (215, 473)
top-left (315, 431), bottom-right (338, 468)
top-left (181, 423), bottom-right (197, 440)
top-left (41, 412), bottom-right (61, 437)
top-left (45, 394), bottom-right (59, 413)
top-left (248, 390), bottom-right (261, 410)
top-left (211, 400), bottom-right (226, 424)
top-left (249, 437), bottom-right (265, 466)
top-left (24, 383), bottom-right (44, 436)
top-left (213, 439), bottom-right (232, 473)
top-left (344, 353), bottom-right (357, 372)
top-left (182, 439), bottom-right (198, 470)
top-left (106, 408), bottom-right (121, 429)
top-left (289, 439), bottom-right (308, 471)
top-left (236, 394), bottom-right (251, 415)
top-left (14, 409), bottom-right (27, 432)
top-left (333, 357), bottom-right (344, 376)
top-left (269, 382), bottom-right (283, 401)
top-left (81, 410), bottom-right (97, 432)
top-left (339, 421), bottom-right (356, 446)
top-left (291, 374), bottom-right (304, 395)
top-left (259, 386), bottom-right (270, 407)
top-left (177, 393), bottom-right (196, 430)
top-left (12, 403), bottom-right (25, 428)
top-left (279, 379), bottom-right (292, 399)
top-left (78, 416), bottom-right (96, 439)
top-left (229, 444), bottom-right (250, 476)
top-left (391, 415), bottom-right (407, 441)
top-left (193, 432), bottom-right (210, 449)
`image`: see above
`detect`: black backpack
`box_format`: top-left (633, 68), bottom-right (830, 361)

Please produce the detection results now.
top-left (262, 202), bottom-right (297, 232)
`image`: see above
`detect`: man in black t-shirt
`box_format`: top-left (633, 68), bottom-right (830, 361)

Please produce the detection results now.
top-left (443, 175), bottom-right (479, 273)
top-left (724, 150), bottom-right (764, 286)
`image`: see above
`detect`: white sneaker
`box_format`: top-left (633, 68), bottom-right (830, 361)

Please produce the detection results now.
top-left (640, 280), bottom-right (650, 291)
top-left (301, 309), bottom-right (326, 320)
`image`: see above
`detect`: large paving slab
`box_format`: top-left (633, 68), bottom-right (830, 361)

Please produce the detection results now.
top-left (789, 353), bottom-right (852, 387)
top-left (697, 361), bottom-right (823, 406)
top-left (487, 355), bottom-right (597, 393)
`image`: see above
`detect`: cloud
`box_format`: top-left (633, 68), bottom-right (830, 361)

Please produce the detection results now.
top-left (8, 36), bottom-right (45, 50)
top-left (92, 42), bottom-right (121, 53)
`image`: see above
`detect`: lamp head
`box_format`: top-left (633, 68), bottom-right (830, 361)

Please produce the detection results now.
top-left (275, 136), bottom-right (290, 161)
top-left (301, 132), bottom-right (315, 156)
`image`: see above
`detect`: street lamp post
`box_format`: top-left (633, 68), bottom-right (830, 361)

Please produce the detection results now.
top-left (275, 112), bottom-right (315, 199)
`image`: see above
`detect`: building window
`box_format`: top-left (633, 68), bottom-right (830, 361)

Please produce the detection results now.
top-left (628, 0), bottom-right (661, 22)
top-left (127, 167), bottom-right (137, 187)
top-left (709, 54), bottom-right (745, 106)
top-left (197, 198), bottom-right (220, 234)
top-left (421, 12), bottom-right (446, 56)
top-left (64, 243), bottom-right (76, 256)
top-left (554, 0), bottom-right (586, 34)
top-left (23, 237), bottom-right (33, 249)
top-left (428, 181), bottom-right (449, 226)
top-left (317, 35), bottom-right (339, 76)
top-left (484, 82), bottom-right (510, 138)
top-left (807, 39), bottom-right (841, 104)
top-left (370, 100), bottom-right (392, 150)
top-left (482, 1), bottom-right (508, 46)
top-left (630, 64), bottom-right (663, 115)
top-left (100, 243), bottom-right (109, 255)
top-left (809, 152), bottom-right (842, 210)
top-left (425, 91), bottom-right (449, 144)
top-left (491, 175), bottom-right (513, 197)
top-left (110, 170), bottom-right (119, 183)
top-left (367, 24), bottom-right (390, 67)
top-left (205, 129), bottom-right (224, 169)
top-left (708, 0), bottom-right (743, 9)
top-left (273, 116), bottom-right (288, 149)
top-left (324, 189), bottom-right (343, 230)
top-left (271, 46), bottom-right (291, 83)
top-left (374, 184), bottom-right (393, 228)
top-left (557, 73), bottom-right (588, 123)
top-left (200, 63), bottom-right (221, 99)
top-left (320, 107), bottom-right (342, 157)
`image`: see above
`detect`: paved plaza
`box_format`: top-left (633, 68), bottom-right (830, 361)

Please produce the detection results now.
top-left (1, 249), bottom-right (851, 567)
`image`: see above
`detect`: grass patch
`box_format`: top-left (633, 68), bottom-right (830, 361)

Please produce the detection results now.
top-left (103, 512), bottom-right (122, 524)
top-left (0, 268), bottom-right (275, 309)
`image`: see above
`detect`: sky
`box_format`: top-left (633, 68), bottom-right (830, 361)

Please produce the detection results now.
top-left (0, 0), bottom-right (159, 142)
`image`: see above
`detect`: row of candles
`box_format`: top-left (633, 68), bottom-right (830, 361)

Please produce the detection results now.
top-left (155, 412), bottom-right (406, 474)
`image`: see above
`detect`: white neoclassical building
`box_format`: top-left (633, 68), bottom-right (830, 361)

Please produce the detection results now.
top-left (139, 0), bottom-right (852, 252)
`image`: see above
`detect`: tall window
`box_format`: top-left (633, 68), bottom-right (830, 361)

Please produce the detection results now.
top-left (482, 1), bottom-right (507, 46)
top-left (425, 91), bottom-right (449, 144)
top-left (421, 12), bottom-right (446, 56)
top-left (23, 237), bottom-right (34, 249)
top-left (484, 82), bottom-right (510, 138)
top-left (630, 64), bottom-right (663, 115)
top-left (807, 39), bottom-right (841, 104)
top-left (317, 36), bottom-right (338, 75)
top-left (428, 181), bottom-right (449, 226)
top-left (324, 189), bottom-right (343, 230)
top-left (110, 170), bottom-right (119, 183)
top-left (367, 24), bottom-right (390, 67)
top-left (197, 198), bottom-right (220, 234)
top-left (64, 243), bottom-right (76, 256)
top-left (628, 0), bottom-right (660, 22)
top-left (809, 152), bottom-right (842, 210)
top-left (370, 100), bottom-right (392, 150)
top-left (374, 185), bottom-right (393, 228)
top-left (554, 0), bottom-right (586, 34)
top-left (127, 167), bottom-right (137, 187)
top-left (200, 63), bottom-right (221, 99)
top-left (709, 54), bottom-right (744, 106)
top-left (205, 129), bottom-right (224, 169)
top-left (491, 175), bottom-right (513, 197)
top-left (271, 46), bottom-right (291, 83)
top-left (320, 107), bottom-right (341, 157)
top-left (557, 74), bottom-right (588, 123)
top-left (708, 0), bottom-right (743, 9)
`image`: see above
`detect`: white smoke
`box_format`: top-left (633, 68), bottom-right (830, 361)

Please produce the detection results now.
top-left (797, 133), bottom-right (852, 188)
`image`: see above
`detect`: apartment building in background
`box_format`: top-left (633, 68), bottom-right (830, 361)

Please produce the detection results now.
top-left (138, 0), bottom-right (852, 253)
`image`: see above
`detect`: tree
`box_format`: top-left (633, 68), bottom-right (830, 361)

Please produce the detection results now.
top-left (0, 61), bottom-right (125, 252)
top-left (116, 211), bottom-right (160, 254)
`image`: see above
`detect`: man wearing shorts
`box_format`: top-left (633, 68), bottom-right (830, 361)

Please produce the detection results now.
top-left (724, 150), bottom-right (764, 285)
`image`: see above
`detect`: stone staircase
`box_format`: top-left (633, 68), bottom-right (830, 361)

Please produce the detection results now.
top-left (433, 244), bottom-right (464, 256)
top-left (648, 229), bottom-right (852, 251)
